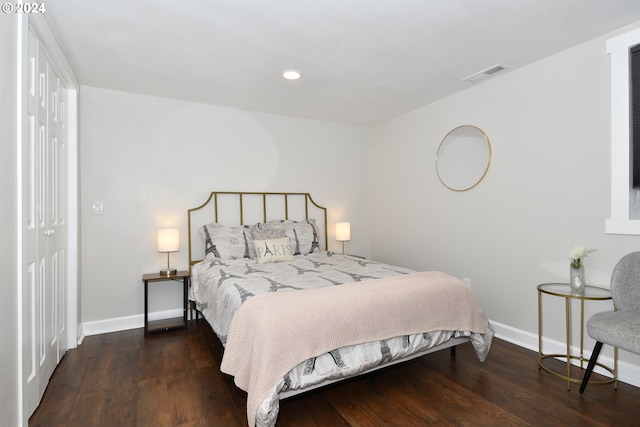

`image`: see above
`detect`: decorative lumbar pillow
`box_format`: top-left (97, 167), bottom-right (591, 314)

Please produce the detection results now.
top-left (253, 237), bottom-right (294, 264)
top-left (200, 223), bottom-right (256, 260)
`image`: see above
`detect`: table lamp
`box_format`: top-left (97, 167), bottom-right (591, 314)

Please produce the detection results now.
top-left (335, 222), bottom-right (351, 255)
top-left (157, 228), bottom-right (179, 276)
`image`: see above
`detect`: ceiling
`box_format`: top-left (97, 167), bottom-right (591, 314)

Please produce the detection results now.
top-left (46, 0), bottom-right (640, 126)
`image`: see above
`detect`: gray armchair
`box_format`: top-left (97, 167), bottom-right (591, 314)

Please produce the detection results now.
top-left (579, 251), bottom-right (640, 393)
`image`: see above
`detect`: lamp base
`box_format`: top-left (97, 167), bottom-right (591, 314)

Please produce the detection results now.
top-left (159, 268), bottom-right (177, 276)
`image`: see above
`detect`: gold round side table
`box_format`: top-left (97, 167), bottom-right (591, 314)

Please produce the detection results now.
top-left (537, 283), bottom-right (617, 390)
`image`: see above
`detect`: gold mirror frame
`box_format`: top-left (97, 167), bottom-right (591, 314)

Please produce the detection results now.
top-left (436, 125), bottom-right (492, 191)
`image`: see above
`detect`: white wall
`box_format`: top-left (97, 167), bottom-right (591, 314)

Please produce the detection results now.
top-left (0, 14), bottom-right (22, 427)
top-left (80, 86), bottom-right (371, 325)
top-left (370, 25), bottom-right (640, 374)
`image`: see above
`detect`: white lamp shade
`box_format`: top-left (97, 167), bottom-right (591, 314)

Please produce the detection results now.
top-left (335, 222), bottom-right (351, 242)
top-left (157, 228), bottom-right (179, 252)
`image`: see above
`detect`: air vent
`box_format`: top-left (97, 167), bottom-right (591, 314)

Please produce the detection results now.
top-left (463, 64), bottom-right (510, 83)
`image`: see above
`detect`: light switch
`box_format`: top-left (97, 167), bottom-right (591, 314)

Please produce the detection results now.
top-left (92, 201), bottom-right (104, 215)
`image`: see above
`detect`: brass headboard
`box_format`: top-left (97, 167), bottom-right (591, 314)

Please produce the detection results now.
top-left (188, 191), bottom-right (328, 268)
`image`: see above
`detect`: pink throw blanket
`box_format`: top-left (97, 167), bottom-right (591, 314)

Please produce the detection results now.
top-left (221, 271), bottom-right (486, 427)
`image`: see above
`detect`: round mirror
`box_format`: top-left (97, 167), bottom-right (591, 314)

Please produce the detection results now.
top-left (436, 125), bottom-right (492, 191)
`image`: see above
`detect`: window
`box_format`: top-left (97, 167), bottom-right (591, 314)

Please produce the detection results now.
top-left (606, 27), bottom-right (640, 234)
top-left (632, 45), bottom-right (640, 191)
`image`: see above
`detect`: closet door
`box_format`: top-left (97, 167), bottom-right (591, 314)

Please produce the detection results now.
top-left (47, 47), bottom-right (68, 365)
top-left (23, 29), bottom-right (68, 417)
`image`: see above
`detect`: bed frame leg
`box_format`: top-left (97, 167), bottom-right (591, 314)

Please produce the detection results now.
top-left (450, 346), bottom-right (456, 358)
top-left (189, 301), bottom-right (201, 323)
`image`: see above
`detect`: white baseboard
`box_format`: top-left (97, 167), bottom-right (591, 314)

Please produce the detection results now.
top-left (81, 308), bottom-right (184, 337)
top-left (490, 320), bottom-right (640, 389)
top-left (78, 313), bottom-right (640, 388)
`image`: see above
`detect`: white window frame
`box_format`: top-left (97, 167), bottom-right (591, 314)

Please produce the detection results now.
top-left (606, 27), bottom-right (640, 235)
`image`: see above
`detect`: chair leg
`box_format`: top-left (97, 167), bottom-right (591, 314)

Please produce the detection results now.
top-left (580, 341), bottom-right (603, 393)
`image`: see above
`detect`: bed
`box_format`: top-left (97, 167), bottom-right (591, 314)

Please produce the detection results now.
top-left (188, 191), bottom-right (494, 427)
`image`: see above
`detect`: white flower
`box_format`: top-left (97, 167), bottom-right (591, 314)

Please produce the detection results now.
top-left (569, 244), bottom-right (596, 268)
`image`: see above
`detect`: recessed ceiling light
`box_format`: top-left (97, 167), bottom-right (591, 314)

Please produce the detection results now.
top-left (282, 70), bottom-right (302, 80)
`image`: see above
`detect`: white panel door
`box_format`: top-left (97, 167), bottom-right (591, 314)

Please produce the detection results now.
top-left (23, 29), bottom-right (41, 416)
top-left (23, 29), bottom-right (68, 417)
top-left (55, 74), bottom-right (68, 362)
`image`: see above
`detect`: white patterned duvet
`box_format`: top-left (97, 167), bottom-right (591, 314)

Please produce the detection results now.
top-left (191, 251), bottom-right (493, 427)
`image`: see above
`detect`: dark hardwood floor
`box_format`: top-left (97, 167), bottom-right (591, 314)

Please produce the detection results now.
top-left (30, 320), bottom-right (639, 427)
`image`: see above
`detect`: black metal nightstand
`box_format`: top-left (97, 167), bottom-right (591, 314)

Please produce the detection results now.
top-left (142, 271), bottom-right (190, 336)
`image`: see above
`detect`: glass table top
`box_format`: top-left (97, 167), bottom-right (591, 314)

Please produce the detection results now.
top-left (537, 283), bottom-right (611, 300)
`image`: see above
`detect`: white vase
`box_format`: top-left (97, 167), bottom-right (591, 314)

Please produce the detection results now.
top-left (570, 263), bottom-right (585, 292)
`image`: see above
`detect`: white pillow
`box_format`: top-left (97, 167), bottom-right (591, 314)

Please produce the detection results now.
top-left (200, 223), bottom-right (256, 260)
top-left (253, 237), bottom-right (294, 264)
top-left (250, 223), bottom-right (287, 240)
top-left (254, 219), bottom-right (320, 255)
